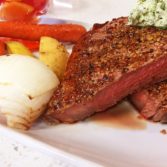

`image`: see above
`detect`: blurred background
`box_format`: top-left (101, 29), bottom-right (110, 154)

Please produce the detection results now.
top-left (0, 0), bottom-right (136, 24)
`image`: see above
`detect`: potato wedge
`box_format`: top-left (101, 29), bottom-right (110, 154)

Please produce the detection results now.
top-left (6, 41), bottom-right (33, 57)
top-left (39, 36), bottom-right (68, 80)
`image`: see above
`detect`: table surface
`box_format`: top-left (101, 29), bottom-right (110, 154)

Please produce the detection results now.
top-left (0, 0), bottom-right (136, 167)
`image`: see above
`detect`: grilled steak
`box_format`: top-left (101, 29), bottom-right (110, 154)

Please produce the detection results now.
top-left (130, 81), bottom-right (167, 123)
top-left (45, 17), bottom-right (167, 123)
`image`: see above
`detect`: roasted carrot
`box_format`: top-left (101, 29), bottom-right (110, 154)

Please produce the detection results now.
top-left (0, 2), bottom-right (34, 21)
top-left (0, 22), bottom-right (87, 43)
top-left (0, 37), bottom-right (39, 51)
top-left (0, 41), bottom-right (6, 55)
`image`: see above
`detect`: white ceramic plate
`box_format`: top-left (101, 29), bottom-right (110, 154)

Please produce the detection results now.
top-left (1, 0), bottom-right (167, 167)
top-left (1, 101), bottom-right (167, 167)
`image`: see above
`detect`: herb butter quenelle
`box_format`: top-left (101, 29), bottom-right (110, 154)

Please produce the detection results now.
top-left (128, 0), bottom-right (167, 28)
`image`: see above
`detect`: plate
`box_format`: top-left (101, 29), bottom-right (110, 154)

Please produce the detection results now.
top-left (1, 0), bottom-right (167, 167)
top-left (1, 101), bottom-right (167, 167)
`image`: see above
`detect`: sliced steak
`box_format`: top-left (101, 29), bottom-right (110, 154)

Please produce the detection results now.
top-left (130, 81), bottom-right (167, 123)
top-left (45, 17), bottom-right (167, 123)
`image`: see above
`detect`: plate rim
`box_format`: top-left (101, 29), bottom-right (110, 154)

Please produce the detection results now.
top-left (0, 124), bottom-right (101, 167)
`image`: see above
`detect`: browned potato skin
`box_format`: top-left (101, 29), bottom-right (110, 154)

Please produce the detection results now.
top-left (39, 36), bottom-right (69, 80)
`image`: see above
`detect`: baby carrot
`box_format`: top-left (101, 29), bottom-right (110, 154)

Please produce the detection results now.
top-left (0, 2), bottom-right (35, 21)
top-left (0, 22), bottom-right (87, 43)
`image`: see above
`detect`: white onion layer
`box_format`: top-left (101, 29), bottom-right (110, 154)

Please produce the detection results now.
top-left (0, 55), bottom-right (59, 130)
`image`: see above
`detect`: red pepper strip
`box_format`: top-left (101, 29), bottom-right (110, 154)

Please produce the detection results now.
top-left (0, 40), bottom-right (6, 55)
top-left (0, 37), bottom-right (39, 51)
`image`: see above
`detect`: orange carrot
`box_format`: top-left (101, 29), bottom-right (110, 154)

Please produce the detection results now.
top-left (0, 22), bottom-right (87, 43)
top-left (0, 41), bottom-right (6, 55)
top-left (0, 2), bottom-right (34, 21)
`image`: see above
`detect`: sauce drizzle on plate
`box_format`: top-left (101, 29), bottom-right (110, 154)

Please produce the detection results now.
top-left (90, 101), bottom-right (147, 130)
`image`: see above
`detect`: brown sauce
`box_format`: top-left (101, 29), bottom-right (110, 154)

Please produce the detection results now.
top-left (90, 101), bottom-right (147, 130)
top-left (160, 129), bottom-right (167, 135)
top-left (0, 113), bottom-right (7, 125)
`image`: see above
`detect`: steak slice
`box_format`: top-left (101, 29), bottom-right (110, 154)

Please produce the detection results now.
top-left (130, 81), bottom-right (167, 123)
top-left (45, 17), bottom-right (167, 123)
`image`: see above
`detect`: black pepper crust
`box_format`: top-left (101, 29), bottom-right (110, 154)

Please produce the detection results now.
top-left (130, 80), bottom-right (167, 123)
top-left (143, 81), bottom-right (167, 118)
top-left (147, 81), bottom-right (167, 108)
top-left (45, 17), bottom-right (167, 123)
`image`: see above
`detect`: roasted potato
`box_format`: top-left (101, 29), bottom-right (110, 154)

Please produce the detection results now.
top-left (39, 36), bottom-right (69, 80)
top-left (6, 41), bottom-right (33, 57)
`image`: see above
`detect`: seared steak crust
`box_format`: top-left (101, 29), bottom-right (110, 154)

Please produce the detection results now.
top-left (131, 81), bottom-right (167, 123)
top-left (45, 17), bottom-right (167, 123)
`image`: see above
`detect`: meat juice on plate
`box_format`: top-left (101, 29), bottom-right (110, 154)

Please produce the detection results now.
top-left (90, 102), bottom-right (147, 130)
top-left (0, 0), bottom-right (49, 21)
